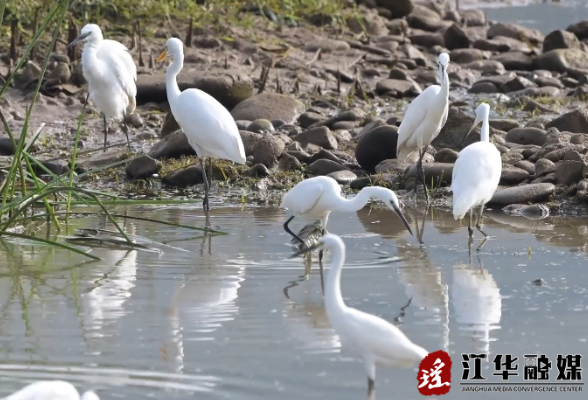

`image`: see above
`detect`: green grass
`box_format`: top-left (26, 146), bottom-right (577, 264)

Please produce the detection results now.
top-left (0, 0), bottom-right (234, 261)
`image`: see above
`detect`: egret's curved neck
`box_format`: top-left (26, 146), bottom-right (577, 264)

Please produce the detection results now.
top-left (166, 55), bottom-right (183, 110)
top-left (81, 40), bottom-right (102, 68)
top-left (439, 65), bottom-right (449, 96)
top-left (334, 188), bottom-right (381, 213)
top-left (325, 241), bottom-right (347, 314)
top-left (480, 113), bottom-right (490, 142)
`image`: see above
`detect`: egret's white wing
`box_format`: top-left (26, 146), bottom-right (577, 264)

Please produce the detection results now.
top-left (3, 381), bottom-right (80, 400)
top-left (280, 179), bottom-right (324, 215)
top-left (451, 142), bottom-right (502, 218)
top-left (341, 308), bottom-right (428, 367)
top-left (174, 88), bottom-right (245, 164)
top-left (397, 95), bottom-right (428, 158)
top-left (100, 39), bottom-right (137, 82)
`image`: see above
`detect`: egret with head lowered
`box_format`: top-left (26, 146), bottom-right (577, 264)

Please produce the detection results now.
top-left (450, 103), bottom-right (501, 239)
top-left (291, 234), bottom-right (428, 399)
top-left (280, 176), bottom-right (413, 263)
top-left (3, 380), bottom-right (99, 400)
top-left (397, 53), bottom-right (450, 205)
top-left (68, 24), bottom-right (137, 151)
top-left (156, 38), bottom-right (246, 211)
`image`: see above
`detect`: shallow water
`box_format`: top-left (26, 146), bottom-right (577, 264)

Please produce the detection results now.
top-left (476, 0), bottom-right (588, 33)
top-left (0, 203), bottom-right (586, 399)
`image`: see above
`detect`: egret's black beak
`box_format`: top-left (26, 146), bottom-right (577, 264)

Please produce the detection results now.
top-left (290, 242), bottom-right (324, 259)
top-left (392, 202), bottom-right (413, 236)
top-left (67, 32), bottom-right (91, 49)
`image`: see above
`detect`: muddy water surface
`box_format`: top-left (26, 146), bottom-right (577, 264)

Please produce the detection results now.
top-left (0, 203), bottom-right (586, 399)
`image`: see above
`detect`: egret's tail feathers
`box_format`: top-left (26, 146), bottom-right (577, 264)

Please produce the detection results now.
top-left (126, 96), bottom-right (136, 115)
top-left (396, 145), bottom-right (416, 162)
top-left (452, 190), bottom-right (477, 220)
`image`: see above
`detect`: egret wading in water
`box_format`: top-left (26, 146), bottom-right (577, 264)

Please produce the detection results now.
top-left (67, 24), bottom-right (137, 151)
top-left (2, 380), bottom-right (99, 400)
top-left (291, 234), bottom-right (428, 399)
top-left (397, 53), bottom-right (450, 205)
top-left (156, 38), bottom-right (246, 210)
top-left (450, 103), bottom-right (501, 239)
top-left (280, 176), bottom-right (413, 263)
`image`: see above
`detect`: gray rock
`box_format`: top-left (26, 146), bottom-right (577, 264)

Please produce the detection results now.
top-left (564, 150), bottom-right (584, 162)
top-left (137, 70), bottom-right (253, 110)
top-left (514, 160), bottom-right (535, 174)
top-left (278, 152), bottom-right (302, 171)
top-left (286, 150), bottom-right (311, 164)
top-left (308, 159), bottom-right (350, 175)
top-left (308, 148), bottom-right (343, 164)
top-left (247, 119), bottom-right (275, 134)
top-left (231, 93), bottom-right (305, 124)
top-left (543, 30), bottom-right (581, 52)
top-left (404, 162), bottom-right (454, 186)
top-left (294, 126), bottom-right (338, 150)
top-left (148, 131), bottom-right (195, 160)
top-left (536, 49), bottom-right (588, 73)
top-left (535, 158), bottom-right (556, 177)
top-left (0, 136), bottom-right (39, 155)
top-left (449, 48), bottom-right (484, 64)
top-left (545, 108), bottom-right (588, 134)
top-left (163, 165), bottom-right (204, 187)
top-left (489, 119), bottom-right (519, 132)
top-left (252, 134), bottom-right (285, 168)
top-left (444, 23), bottom-right (470, 50)
top-left (80, 150), bottom-right (129, 170)
top-left (434, 148), bottom-right (459, 163)
top-left (502, 151), bottom-right (524, 165)
top-left (375, 79), bottom-right (422, 97)
top-left (125, 113), bottom-right (143, 128)
top-left (239, 130), bottom-right (263, 156)
top-left (375, 158), bottom-right (411, 174)
top-left (355, 125), bottom-right (399, 172)
top-left (298, 112), bottom-right (326, 129)
top-left (377, 0), bottom-right (413, 18)
top-left (34, 159), bottom-right (69, 176)
top-left (126, 155), bottom-right (160, 179)
top-left (468, 82), bottom-right (498, 94)
top-left (500, 167), bottom-right (530, 185)
top-left (555, 160), bottom-right (585, 185)
top-left (567, 20), bottom-right (588, 40)
top-left (487, 22), bottom-right (544, 46)
top-left (505, 127), bottom-right (547, 146)
top-left (488, 183), bottom-right (555, 207)
top-left (433, 107), bottom-right (498, 151)
top-left (327, 170), bottom-right (357, 184)
top-left (492, 51), bottom-right (533, 70)
top-left (350, 173), bottom-right (399, 190)
top-left (247, 164), bottom-right (271, 177)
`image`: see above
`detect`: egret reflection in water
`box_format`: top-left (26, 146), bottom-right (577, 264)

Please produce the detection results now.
top-left (451, 257), bottom-right (502, 355)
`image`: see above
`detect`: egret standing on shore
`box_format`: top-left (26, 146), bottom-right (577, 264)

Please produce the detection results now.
top-left (280, 176), bottom-right (413, 262)
top-left (397, 53), bottom-right (450, 205)
top-left (291, 234), bottom-right (428, 399)
top-left (68, 24), bottom-right (137, 151)
top-left (450, 103), bottom-right (501, 238)
top-left (156, 38), bottom-right (246, 211)
top-left (2, 380), bottom-right (99, 400)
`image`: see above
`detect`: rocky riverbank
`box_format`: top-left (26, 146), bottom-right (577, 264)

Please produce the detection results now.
top-left (3, 0), bottom-right (588, 215)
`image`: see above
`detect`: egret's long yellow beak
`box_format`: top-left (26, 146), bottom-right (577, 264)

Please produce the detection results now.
top-left (156, 49), bottom-right (167, 62)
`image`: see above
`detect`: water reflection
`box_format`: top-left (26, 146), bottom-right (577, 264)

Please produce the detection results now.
top-left (451, 258), bottom-right (502, 356)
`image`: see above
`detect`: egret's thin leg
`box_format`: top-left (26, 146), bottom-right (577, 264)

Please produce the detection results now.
top-left (122, 111), bottom-right (131, 151)
top-left (468, 209), bottom-right (474, 237)
top-left (207, 157), bottom-right (213, 186)
top-left (419, 147), bottom-right (430, 206)
top-left (102, 114), bottom-right (108, 152)
top-left (284, 216), bottom-right (306, 248)
top-left (367, 377), bottom-right (375, 400)
top-left (477, 237), bottom-right (488, 252)
top-left (318, 227), bottom-right (326, 295)
top-left (475, 204), bottom-right (489, 237)
top-left (200, 158), bottom-right (210, 211)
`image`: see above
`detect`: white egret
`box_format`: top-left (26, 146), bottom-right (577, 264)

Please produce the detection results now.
top-left (397, 53), bottom-right (450, 205)
top-left (291, 234), bottom-right (428, 399)
top-left (3, 381), bottom-right (99, 400)
top-left (156, 38), bottom-right (246, 211)
top-left (450, 103), bottom-right (502, 238)
top-left (67, 24), bottom-right (137, 151)
top-left (280, 176), bottom-right (413, 263)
